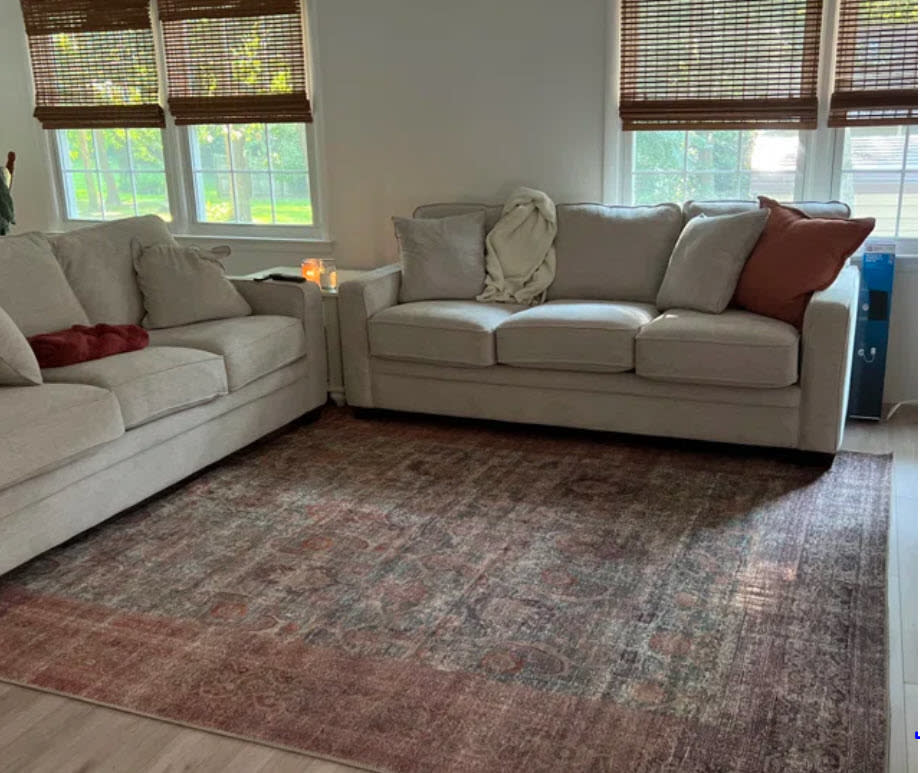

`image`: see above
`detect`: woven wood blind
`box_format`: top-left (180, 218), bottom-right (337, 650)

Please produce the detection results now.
top-left (619, 0), bottom-right (823, 131)
top-left (159, 0), bottom-right (312, 125)
top-left (21, 0), bottom-right (164, 129)
top-left (830, 0), bottom-right (918, 126)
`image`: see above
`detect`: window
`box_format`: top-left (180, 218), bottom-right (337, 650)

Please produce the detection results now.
top-left (20, 0), bottom-right (322, 236)
top-left (56, 128), bottom-right (169, 221)
top-left (632, 130), bottom-right (800, 205)
top-left (613, 0), bottom-right (918, 251)
top-left (188, 123), bottom-right (313, 225)
top-left (839, 125), bottom-right (917, 239)
top-left (159, 0), bottom-right (316, 231)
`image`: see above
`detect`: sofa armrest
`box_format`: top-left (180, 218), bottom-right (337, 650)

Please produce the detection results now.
top-left (338, 264), bottom-right (402, 407)
top-left (798, 264), bottom-right (860, 452)
top-left (231, 278), bottom-right (327, 406)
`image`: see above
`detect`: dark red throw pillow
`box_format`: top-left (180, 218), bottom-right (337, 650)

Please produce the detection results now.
top-left (28, 324), bottom-right (149, 369)
top-left (733, 197), bottom-right (875, 328)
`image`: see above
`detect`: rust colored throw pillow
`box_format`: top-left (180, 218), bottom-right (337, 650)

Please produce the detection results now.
top-left (734, 197), bottom-right (875, 327)
top-left (28, 324), bottom-right (149, 369)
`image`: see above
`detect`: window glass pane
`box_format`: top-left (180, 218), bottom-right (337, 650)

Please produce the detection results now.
top-left (842, 126), bottom-right (909, 171)
top-left (99, 130), bottom-right (130, 171)
top-left (747, 172), bottom-right (797, 200)
top-left (233, 173), bottom-right (274, 224)
top-left (272, 173), bottom-right (313, 224)
top-left (841, 126), bottom-right (918, 238)
top-left (61, 130), bottom-right (95, 171)
top-left (634, 131), bottom-right (684, 172)
top-left (686, 131), bottom-right (741, 172)
top-left (189, 122), bottom-right (312, 226)
top-left (193, 125), bottom-right (231, 170)
top-left (632, 130), bottom-right (798, 204)
top-left (841, 171), bottom-right (902, 236)
top-left (683, 172), bottom-right (740, 200)
top-left (64, 171), bottom-right (103, 219)
top-left (56, 129), bottom-right (168, 222)
top-left (268, 123), bottom-right (308, 170)
top-left (130, 129), bottom-right (166, 170)
top-left (231, 124), bottom-right (269, 172)
top-left (135, 173), bottom-right (171, 221)
top-left (632, 174), bottom-right (685, 204)
top-left (98, 172), bottom-right (137, 219)
top-left (196, 172), bottom-right (236, 222)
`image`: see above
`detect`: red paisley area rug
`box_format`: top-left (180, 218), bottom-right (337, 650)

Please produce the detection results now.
top-left (0, 409), bottom-right (889, 773)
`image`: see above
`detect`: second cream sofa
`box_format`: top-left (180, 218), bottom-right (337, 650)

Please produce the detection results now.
top-left (0, 215), bottom-right (327, 575)
top-left (339, 200), bottom-right (859, 454)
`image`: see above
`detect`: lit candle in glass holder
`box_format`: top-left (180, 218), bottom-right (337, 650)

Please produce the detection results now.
top-left (301, 258), bottom-right (321, 285)
top-left (319, 259), bottom-right (338, 291)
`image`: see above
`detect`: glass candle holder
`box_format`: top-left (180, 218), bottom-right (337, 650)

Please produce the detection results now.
top-left (319, 259), bottom-right (338, 291)
top-left (301, 258), bottom-right (321, 285)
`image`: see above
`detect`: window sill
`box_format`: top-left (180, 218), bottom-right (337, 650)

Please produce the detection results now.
top-left (173, 233), bottom-right (334, 255)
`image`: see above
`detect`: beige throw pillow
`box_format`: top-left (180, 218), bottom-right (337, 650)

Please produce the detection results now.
top-left (0, 304), bottom-right (41, 386)
top-left (656, 209), bottom-right (770, 314)
top-left (394, 211), bottom-right (487, 303)
top-left (134, 243), bottom-right (251, 330)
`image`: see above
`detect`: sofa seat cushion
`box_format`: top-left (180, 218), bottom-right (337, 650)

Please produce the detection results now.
top-left (147, 315), bottom-right (306, 391)
top-left (369, 301), bottom-right (523, 367)
top-left (636, 310), bottom-right (800, 388)
top-left (496, 301), bottom-right (657, 372)
top-left (0, 383), bottom-right (124, 490)
top-left (43, 347), bottom-right (228, 429)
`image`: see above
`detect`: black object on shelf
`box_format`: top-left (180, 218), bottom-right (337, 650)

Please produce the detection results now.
top-left (254, 273), bottom-right (306, 283)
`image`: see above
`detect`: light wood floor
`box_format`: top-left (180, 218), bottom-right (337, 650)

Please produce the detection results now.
top-left (1, 411), bottom-right (916, 773)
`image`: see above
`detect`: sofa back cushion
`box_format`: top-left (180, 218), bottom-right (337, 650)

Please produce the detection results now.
top-left (0, 304), bottom-right (42, 386)
top-left (414, 203), bottom-right (504, 233)
top-left (548, 203), bottom-right (683, 303)
top-left (683, 200), bottom-right (851, 223)
top-left (0, 232), bottom-right (90, 336)
top-left (51, 215), bottom-right (176, 325)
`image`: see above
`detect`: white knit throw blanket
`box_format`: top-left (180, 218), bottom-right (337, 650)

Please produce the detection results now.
top-left (477, 186), bottom-right (557, 305)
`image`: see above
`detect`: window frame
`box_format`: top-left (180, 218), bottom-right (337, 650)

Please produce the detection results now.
top-left (178, 121), bottom-right (324, 239)
top-left (605, 0), bottom-right (918, 258)
top-left (46, 0), bottom-right (330, 245)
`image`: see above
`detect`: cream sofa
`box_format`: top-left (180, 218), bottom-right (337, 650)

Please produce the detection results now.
top-left (0, 216), bottom-right (327, 574)
top-left (340, 200), bottom-right (859, 454)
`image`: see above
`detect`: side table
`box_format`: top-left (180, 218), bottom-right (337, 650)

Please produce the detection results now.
top-left (233, 266), bottom-right (368, 406)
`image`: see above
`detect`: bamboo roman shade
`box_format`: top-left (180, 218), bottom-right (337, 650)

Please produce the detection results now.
top-left (21, 0), bottom-right (164, 129)
top-left (829, 0), bottom-right (918, 126)
top-left (158, 0), bottom-right (312, 125)
top-left (619, 0), bottom-right (824, 130)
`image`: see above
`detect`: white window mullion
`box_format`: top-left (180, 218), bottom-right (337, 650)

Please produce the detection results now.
top-left (735, 131), bottom-right (744, 199)
top-left (894, 128), bottom-right (911, 237)
top-left (265, 126), bottom-right (278, 225)
top-left (124, 129), bottom-right (140, 217)
top-left (90, 130), bottom-right (106, 220)
top-left (801, 0), bottom-right (840, 201)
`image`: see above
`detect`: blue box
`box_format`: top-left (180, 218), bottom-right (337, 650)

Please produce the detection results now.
top-left (848, 242), bottom-right (896, 420)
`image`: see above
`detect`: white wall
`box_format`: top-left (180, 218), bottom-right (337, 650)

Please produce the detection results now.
top-left (312, 0), bottom-right (608, 268)
top-left (0, 0), bottom-right (915, 403)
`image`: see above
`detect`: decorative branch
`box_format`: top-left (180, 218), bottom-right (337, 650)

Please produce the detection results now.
top-left (5, 152), bottom-right (15, 190)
